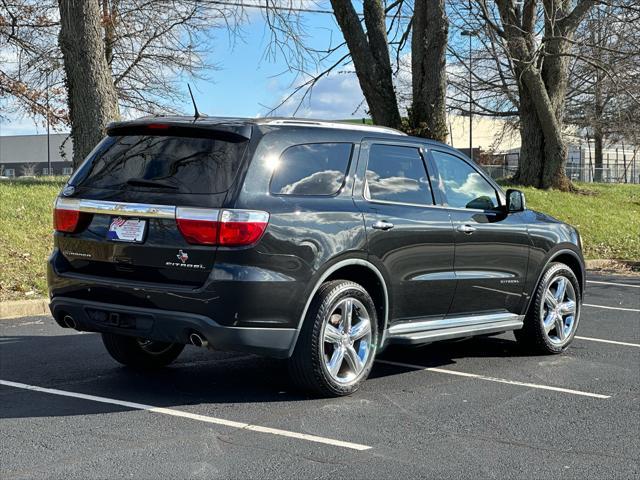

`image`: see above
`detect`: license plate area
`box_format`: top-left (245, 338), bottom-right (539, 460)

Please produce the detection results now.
top-left (108, 217), bottom-right (146, 243)
top-left (85, 308), bottom-right (154, 332)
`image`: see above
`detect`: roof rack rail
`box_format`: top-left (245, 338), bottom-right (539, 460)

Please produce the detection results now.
top-left (263, 119), bottom-right (406, 136)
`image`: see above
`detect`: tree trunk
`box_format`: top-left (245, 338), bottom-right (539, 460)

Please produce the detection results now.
top-left (593, 126), bottom-right (603, 181)
top-left (513, 85), bottom-right (544, 186)
top-left (592, 48), bottom-right (604, 182)
top-left (494, 0), bottom-right (596, 190)
top-left (410, 0), bottom-right (448, 142)
top-left (59, 0), bottom-right (119, 168)
top-left (330, 0), bottom-right (401, 129)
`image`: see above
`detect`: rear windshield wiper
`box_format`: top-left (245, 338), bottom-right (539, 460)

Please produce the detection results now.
top-left (126, 178), bottom-right (178, 190)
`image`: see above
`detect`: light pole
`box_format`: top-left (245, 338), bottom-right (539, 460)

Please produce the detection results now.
top-left (46, 71), bottom-right (51, 175)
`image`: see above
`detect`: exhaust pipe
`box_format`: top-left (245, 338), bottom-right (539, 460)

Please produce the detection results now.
top-left (62, 315), bottom-right (77, 329)
top-left (189, 332), bottom-right (208, 348)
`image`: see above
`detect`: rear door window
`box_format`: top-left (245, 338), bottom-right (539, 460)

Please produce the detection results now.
top-left (75, 134), bottom-right (248, 194)
top-left (270, 143), bottom-right (353, 195)
top-left (365, 144), bottom-right (434, 206)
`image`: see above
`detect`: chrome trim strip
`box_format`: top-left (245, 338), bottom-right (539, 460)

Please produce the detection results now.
top-left (389, 319), bottom-right (523, 344)
top-left (77, 199), bottom-right (176, 219)
top-left (388, 312), bottom-right (523, 336)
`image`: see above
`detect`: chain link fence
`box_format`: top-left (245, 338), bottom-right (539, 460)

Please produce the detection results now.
top-left (482, 164), bottom-right (640, 184)
top-left (481, 144), bottom-right (640, 184)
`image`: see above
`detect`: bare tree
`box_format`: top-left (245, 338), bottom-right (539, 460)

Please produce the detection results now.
top-left (448, 0), bottom-right (639, 188)
top-left (0, 0), bottom-right (66, 125)
top-left (329, 0), bottom-right (402, 129)
top-left (409, 0), bottom-right (448, 140)
top-left (326, 0), bottom-right (449, 141)
top-left (58, 0), bottom-right (120, 166)
top-left (2, 0), bottom-right (237, 125)
top-left (488, 0), bottom-right (600, 189)
top-left (565, 2), bottom-right (640, 180)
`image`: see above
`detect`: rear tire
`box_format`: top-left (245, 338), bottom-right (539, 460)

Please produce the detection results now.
top-left (515, 262), bottom-right (581, 354)
top-left (288, 280), bottom-right (378, 397)
top-left (102, 333), bottom-right (184, 369)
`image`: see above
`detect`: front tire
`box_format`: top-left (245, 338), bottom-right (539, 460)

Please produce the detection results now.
top-left (102, 333), bottom-right (184, 369)
top-left (515, 262), bottom-right (581, 354)
top-left (288, 280), bottom-right (378, 397)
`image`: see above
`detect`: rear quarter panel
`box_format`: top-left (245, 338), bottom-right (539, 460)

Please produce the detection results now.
top-left (218, 127), bottom-right (368, 328)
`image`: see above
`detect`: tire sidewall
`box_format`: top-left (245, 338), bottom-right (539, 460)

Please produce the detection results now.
top-left (310, 281), bottom-right (379, 396)
top-left (531, 263), bottom-right (582, 353)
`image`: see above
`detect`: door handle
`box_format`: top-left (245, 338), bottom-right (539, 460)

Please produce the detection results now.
top-left (372, 220), bottom-right (394, 231)
top-left (457, 224), bottom-right (476, 234)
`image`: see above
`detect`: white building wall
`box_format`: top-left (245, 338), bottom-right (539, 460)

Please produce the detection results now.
top-left (0, 133), bottom-right (73, 165)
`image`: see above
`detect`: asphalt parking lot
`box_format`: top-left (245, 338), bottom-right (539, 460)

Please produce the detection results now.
top-left (1, 274), bottom-right (638, 479)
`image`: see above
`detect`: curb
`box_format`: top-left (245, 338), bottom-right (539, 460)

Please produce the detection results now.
top-left (0, 298), bottom-right (49, 320)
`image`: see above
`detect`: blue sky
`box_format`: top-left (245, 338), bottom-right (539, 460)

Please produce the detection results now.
top-left (0, 3), bottom-right (370, 136)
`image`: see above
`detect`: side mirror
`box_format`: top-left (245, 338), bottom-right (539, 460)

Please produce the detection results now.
top-left (506, 189), bottom-right (526, 213)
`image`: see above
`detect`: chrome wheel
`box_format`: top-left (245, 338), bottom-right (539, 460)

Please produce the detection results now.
top-left (322, 297), bottom-right (372, 384)
top-left (136, 339), bottom-right (175, 355)
top-left (540, 275), bottom-right (578, 345)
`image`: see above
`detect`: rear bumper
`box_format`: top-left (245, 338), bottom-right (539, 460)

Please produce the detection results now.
top-left (50, 297), bottom-right (296, 359)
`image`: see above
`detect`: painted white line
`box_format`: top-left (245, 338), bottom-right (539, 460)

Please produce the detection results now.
top-left (575, 335), bottom-right (640, 348)
top-left (376, 360), bottom-right (610, 399)
top-left (584, 303), bottom-right (640, 313)
top-left (0, 380), bottom-right (371, 451)
top-left (588, 280), bottom-right (640, 289)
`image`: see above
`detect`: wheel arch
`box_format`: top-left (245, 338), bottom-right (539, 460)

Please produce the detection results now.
top-left (526, 247), bottom-right (585, 315)
top-left (287, 259), bottom-right (390, 357)
top-left (551, 251), bottom-right (585, 294)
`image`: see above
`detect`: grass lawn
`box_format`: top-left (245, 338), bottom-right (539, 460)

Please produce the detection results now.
top-left (0, 177), bottom-right (638, 301)
top-left (0, 177), bottom-right (67, 302)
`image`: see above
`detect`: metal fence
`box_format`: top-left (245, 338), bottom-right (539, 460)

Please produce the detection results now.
top-left (482, 164), bottom-right (640, 184)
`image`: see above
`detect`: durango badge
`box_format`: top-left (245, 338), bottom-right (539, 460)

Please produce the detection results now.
top-left (165, 250), bottom-right (205, 269)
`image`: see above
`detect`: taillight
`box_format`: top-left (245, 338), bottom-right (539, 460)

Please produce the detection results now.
top-left (175, 207), bottom-right (219, 245)
top-left (53, 197), bottom-right (85, 233)
top-left (218, 209), bottom-right (269, 246)
top-left (176, 207), bottom-right (269, 246)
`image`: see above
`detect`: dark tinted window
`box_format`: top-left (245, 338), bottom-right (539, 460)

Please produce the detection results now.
top-left (431, 150), bottom-right (499, 209)
top-left (365, 144), bottom-right (433, 205)
top-left (270, 143), bottom-right (353, 195)
top-left (75, 135), bottom-right (247, 194)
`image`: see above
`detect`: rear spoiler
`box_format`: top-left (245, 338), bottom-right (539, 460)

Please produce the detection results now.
top-left (106, 120), bottom-right (252, 143)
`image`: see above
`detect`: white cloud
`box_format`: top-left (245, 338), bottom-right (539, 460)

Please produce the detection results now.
top-left (265, 72), bottom-right (368, 120)
top-left (0, 114), bottom-right (48, 136)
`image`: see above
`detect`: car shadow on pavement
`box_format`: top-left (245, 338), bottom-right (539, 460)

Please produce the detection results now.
top-left (0, 330), bottom-right (528, 420)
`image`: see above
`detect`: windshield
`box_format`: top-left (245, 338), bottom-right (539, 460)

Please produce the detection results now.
top-left (72, 134), bottom-right (248, 194)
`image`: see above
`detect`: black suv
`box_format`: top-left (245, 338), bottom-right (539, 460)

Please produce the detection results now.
top-left (48, 117), bottom-right (584, 396)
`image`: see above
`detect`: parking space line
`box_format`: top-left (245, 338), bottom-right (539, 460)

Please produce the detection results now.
top-left (0, 379), bottom-right (371, 451)
top-left (587, 280), bottom-right (640, 289)
top-left (575, 336), bottom-right (640, 348)
top-left (375, 360), bottom-right (611, 399)
top-left (584, 303), bottom-right (640, 313)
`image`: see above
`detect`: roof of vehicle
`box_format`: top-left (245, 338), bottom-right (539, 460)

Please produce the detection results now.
top-left (107, 115), bottom-right (407, 140)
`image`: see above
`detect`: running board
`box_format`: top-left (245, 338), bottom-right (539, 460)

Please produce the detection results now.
top-left (386, 313), bottom-right (524, 346)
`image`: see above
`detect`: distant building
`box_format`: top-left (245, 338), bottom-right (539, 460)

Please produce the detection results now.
top-left (0, 133), bottom-right (73, 177)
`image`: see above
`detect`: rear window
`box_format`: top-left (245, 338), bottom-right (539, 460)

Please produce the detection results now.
top-left (270, 143), bottom-right (353, 196)
top-left (73, 134), bottom-right (248, 194)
